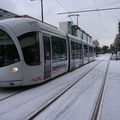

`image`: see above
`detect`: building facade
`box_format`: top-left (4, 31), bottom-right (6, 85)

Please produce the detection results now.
top-left (114, 34), bottom-right (120, 51)
top-left (59, 21), bottom-right (93, 44)
top-left (0, 8), bottom-right (18, 20)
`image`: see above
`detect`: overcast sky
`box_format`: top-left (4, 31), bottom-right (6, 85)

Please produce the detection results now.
top-left (0, 0), bottom-right (120, 46)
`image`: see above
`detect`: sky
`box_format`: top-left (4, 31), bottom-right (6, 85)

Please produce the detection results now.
top-left (0, 0), bottom-right (120, 46)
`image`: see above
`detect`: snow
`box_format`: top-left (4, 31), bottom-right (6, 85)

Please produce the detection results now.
top-left (0, 58), bottom-right (101, 120)
top-left (34, 60), bottom-right (109, 120)
top-left (97, 61), bottom-right (120, 120)
top-left (0, 88), bottom-right (23, 100)
top-left (0, 54), bottom-right (113, 120)
top-left (96, 54), bottom-right (110, 61)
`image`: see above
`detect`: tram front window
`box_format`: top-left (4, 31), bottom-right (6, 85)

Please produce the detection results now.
top-left (18, 32), bottom-right (40, 66)
top-left (0, 30), bottom-right (20, 67)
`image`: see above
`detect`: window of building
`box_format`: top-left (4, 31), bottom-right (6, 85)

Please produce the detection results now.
top-left (83, 33), bottom-right (86, 41)
top-left (18, 32), bottom-right (40, 66)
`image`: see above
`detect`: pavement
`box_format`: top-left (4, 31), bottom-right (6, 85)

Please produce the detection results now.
top-left (97, 58), bottom-right (120, 120)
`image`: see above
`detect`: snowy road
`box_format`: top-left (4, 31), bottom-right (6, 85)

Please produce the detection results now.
top-left (0, 54), bottom-right (110, 120)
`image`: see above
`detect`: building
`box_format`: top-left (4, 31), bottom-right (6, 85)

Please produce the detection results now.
top-left (113, 22), bottom-right (120, 51)
top-left (59, 21), bottom-right (73, 35)
top-left (59, 21), bottom-right (93, 44)
top-left (114, 34), bottom-right (120, 51)
top-left (93, 39), bottom-right (100, 47)
top-left (0, 9), bottom-right (58, 29)
top-left (0, 8), bottom-right (18, 20)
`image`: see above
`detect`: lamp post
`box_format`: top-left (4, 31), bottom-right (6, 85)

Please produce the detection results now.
top-left (31, 0), bottom-right (44, 22)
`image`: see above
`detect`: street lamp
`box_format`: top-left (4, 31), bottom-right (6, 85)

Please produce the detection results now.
top-left (31, 0), bottom-right (44, 22)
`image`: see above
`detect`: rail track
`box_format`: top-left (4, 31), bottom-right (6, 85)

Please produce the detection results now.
top-left (26, 55), bottom-right (110, 120)
top-left (91, 57), bottom-right (110, 120)
top-left (0, 55), bottom-right (107, 102)
top-left (0, 55), bottom-right (110, 120)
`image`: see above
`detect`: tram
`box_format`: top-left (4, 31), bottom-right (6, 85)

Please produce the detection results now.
top-left (0, 18), bottom-right (95, 87)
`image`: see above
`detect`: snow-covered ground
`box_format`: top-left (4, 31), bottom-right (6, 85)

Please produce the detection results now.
top-left (34, 57), bottom-right (110, 120)
top-left (96, 54), bottom-right (110, 61)
top-left (97, 61), bottom-right (120, 120)
top-left (0, 54), bottom-right (111, 120)
top-left (0, 58), bottom-right (101, 120)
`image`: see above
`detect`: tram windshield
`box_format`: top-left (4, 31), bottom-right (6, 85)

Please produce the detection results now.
top-left (0, 30), bottom-right (20, 67)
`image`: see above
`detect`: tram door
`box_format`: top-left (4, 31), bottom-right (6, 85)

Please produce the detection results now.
top-left (43, 34), bottom-right (51, 80)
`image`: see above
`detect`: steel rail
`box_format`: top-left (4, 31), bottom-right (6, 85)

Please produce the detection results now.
top-left (0, 86), bottom-right (35, 102)
top-left (91, 56), bottom-right (110, 120)
top-left (26, 56), bottom-right (109, 120)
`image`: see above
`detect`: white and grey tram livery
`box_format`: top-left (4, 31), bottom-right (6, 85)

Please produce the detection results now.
top-left (0, 18), bottom-right (95, 87)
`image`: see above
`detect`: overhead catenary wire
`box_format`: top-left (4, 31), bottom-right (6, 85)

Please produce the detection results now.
top-left (92, 0), bottom-right (108, 40)
top-left (56, 0), bottom-right (118, 42)
top-left (55, 0), bottom-right (74, 24)
top-left (58, 6), bottom-right (120, 15)
top-left (55, 0), bottom-right (98, 39)
top-left (57, 0), bottom-right (120, 15)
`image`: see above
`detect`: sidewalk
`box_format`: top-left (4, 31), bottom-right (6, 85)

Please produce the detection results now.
top-left (97, 61), bottom-right (120, 120)
top-left (111, 53), bottom-right (120, 60)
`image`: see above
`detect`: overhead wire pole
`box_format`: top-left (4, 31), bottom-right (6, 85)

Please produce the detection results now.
top-left (31, 0), bottom-right (44, 22)
top-left (68, 14), bottom-right (79, 26)
top-left (41, 0), bottom-right (44, 22)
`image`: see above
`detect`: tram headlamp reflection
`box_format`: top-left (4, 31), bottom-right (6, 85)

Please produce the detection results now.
top-left (10, 67), bottom-right (18, 72)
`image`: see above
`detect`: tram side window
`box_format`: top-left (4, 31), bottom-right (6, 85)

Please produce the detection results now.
top-left (84, 45), bottom-right (88, 57)
top-left (71, 42), bottom-right (78, 59)
top-left (71, 42), bottom-right (81, 59)
top-left (75, 43), bottom-right (79, 59)
top-left (71, 42), bottom-right (76, 59)
top-left (89, 47), bottom-right (93, 56)
top-left (77, 44), bottom-right (82, 59)
top-left (51, 36), bottom-right (67, 63)
top-left (18, 32), bottom-right (40, 66)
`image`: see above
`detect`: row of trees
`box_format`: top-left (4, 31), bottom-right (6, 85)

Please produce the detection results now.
top-left (93, 22), bottom-right (120, 55)
top-left (96, 46), bottom-right (109, 54)
top-left (93, 40), bottom-right (109, 54)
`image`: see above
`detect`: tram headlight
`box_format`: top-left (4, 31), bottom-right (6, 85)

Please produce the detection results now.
top-left (10, 67), bottom-right (18, 72)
